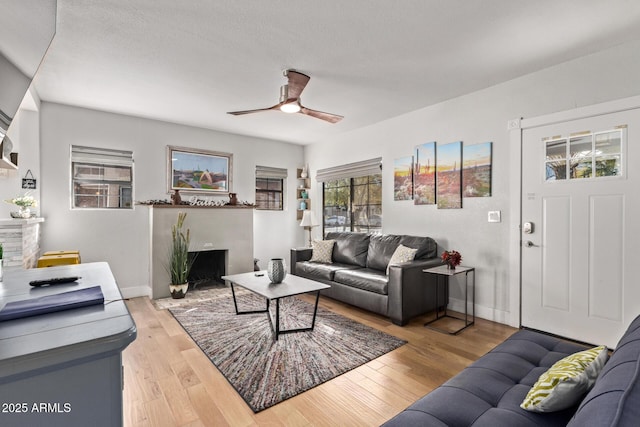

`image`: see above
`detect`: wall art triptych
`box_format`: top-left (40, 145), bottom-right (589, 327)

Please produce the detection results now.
top-left (462, 142), bottom-right (492, 197)
top-left (436, 141), bottom-right (463, 209)
top-left (393, 156), bottom-right (413, 201)
top-left (413, 142), bottom-right (436, 205)
top-left (393, 141), bottom-right (492, 209)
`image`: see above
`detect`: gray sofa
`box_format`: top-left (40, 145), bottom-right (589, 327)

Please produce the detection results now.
top-left (383, 314), bottom-right (640, 426)
top-left (290, 232), bottom-right (444, 326)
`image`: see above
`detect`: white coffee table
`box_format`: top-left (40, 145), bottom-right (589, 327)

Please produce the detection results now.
top-left (221, 271), bottom-right (330, 340)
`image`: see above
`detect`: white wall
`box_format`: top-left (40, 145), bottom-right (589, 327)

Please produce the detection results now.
top-left (39, 103), bottom-right (304, 297)
top-left (0, 90), bottom-right (42, 218)
top-left (305, 38), bottom-right (640, 326)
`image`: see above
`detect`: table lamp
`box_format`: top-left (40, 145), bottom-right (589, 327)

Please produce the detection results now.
top-left (300, 210), bottom-right (319, 247)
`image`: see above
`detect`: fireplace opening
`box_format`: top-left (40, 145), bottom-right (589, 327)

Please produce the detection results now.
top-left (188, 249), bottom-right (226, 289)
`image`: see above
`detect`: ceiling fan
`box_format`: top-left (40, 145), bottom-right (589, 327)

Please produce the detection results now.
top-left (227, 69), bottom-right (343, 123)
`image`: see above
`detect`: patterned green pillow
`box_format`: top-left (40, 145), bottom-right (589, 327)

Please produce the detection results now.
top-left (309, 240), bottom-right (335, 264)
top-left (386, 244), bottom-right (418, 274)
top-left (521, 345), bottom-right (608, 412)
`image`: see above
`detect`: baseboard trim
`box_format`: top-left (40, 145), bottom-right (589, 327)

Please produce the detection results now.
top-left (448, 297), bottom-right (511, 326)
top-left (120, 285), bottom-right (151, 299)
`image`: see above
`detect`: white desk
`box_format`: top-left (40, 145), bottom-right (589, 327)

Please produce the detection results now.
top-left (0, 262), bottom-right (137, 426)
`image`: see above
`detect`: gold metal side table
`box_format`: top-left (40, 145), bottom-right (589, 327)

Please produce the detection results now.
top-left (423, 265), bottom-right (475, 335)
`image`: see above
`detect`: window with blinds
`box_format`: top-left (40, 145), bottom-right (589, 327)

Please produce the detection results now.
top-left (255, 166), bottom-right (287, 210)
top-left (317, 158), bottom-right (382, 234)
top-left (71, 145), bottom-right (134, 209)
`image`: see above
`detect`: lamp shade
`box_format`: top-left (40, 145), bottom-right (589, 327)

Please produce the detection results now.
top-left (300, 210), bottom-right (319, 227)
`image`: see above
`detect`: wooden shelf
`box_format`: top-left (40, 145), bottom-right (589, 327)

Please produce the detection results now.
top-left (0, 155), bottom-right (18, 170)
top-left (0, 140), bottom-right (18, 169)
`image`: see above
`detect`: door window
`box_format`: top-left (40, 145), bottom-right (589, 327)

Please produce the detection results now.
top-left (545, 128), bottom-right (623, 181)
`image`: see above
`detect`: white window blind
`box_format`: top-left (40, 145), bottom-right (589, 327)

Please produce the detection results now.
top-left (71, 145), bottom-right (134, 167)
top-left (316, 157), bottom-right (382, 182)
top-left (255, 165), bottom-right (288, 179)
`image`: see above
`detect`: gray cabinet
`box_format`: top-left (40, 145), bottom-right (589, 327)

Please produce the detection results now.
top-left (0, 262), bottom-right (137, 426)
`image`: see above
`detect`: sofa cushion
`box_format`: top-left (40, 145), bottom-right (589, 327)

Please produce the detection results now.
top-left (333, 268), bottom-right (388, 295)
top-left (386, 244), bottom-right (418, 274)
top-left (294, 261), bottom-right (357, 281)
top-left (521, 345), bottom-right (608, 412)
top-left (567, 314), bottom-right (640, 426)
top-left (309, 239), bottom-right (335, 263)
top-left (325, 232), bottom-right (370, 267)
top-left (366, 234), bottom-right (402, 271)
top-left (382, 329), bottom-right (588, 427)
top-left (400, 235), bottom-right (438, 259)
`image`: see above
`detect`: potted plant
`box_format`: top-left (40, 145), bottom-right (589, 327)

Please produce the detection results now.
top-left (5, 193), bottom-right (37, 218)
top-left (166, 212), bottom-right (195, 298)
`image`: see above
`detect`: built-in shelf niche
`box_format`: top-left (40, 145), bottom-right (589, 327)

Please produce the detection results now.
top-left (296, 167), bottom-right (311, 220)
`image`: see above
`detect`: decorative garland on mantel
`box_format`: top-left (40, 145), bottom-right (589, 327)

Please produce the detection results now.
top-left (137, 196), bottom-right (255, 208)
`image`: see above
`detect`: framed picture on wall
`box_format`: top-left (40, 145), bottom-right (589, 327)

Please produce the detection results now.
top-left (414, 141), bottom-right (436, 205)
top-left (436, 141), bottom-right (462, 209)
top-left (167, 146), bottom-right (233, 194)
top-left (394, 156), bottom-right (414, 200)
top-left (463, 142), bottom-right (492, 197)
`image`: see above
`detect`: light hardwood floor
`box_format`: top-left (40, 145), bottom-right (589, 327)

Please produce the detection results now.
top-left (122, 294), bottom-right (516, 426)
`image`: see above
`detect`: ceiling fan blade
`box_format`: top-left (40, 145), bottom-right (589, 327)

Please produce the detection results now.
top-left (299, 106), bottom-right (343, 123)
top-left (285, 70), bottom-right (310, 99)
top-left (227, 104), bottom-right (280, 116)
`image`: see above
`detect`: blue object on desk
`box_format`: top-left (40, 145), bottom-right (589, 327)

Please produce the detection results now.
top-left (0, 285), bottom-right (104, 321)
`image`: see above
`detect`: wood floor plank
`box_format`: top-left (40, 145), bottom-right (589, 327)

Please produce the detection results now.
top-left (123, 294), bottom-right (517, 426)
top-left (143, 397), bottom-right (179, 427)
top-left (156, 375), bottom-right (200, 425)
top-left (180, 348), bottom-right (256, 426)
top-left (184, 383), bottom-right (232, 427)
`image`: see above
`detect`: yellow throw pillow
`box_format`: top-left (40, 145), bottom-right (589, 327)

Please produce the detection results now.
top-left (309, 240), bottom-right (335, 264)
top-left (386, 244), bottom-right (418, 274)
top-left (521, 345), bottom-right (608, 412)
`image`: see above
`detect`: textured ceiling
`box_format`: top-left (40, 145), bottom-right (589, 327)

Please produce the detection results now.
top-left (5, 1), bottom-right (640, 144)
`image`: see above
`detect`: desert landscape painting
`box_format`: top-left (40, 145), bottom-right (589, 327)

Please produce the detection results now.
top-left (436, 141), bottom-right (462, 209)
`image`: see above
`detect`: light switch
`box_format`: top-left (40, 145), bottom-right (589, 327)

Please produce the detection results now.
top-left (488, 211), bottom-right (501, 223)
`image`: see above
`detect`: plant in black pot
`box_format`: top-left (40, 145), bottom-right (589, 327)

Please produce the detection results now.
top-left (166, 212), bottom-right (195, 298)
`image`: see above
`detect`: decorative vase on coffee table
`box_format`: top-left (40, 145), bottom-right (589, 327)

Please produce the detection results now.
top-left (267, 258), bottom-right (286, 284)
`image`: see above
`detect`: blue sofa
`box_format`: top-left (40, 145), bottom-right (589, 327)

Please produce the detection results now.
top-left (383, 315), bottom-right (640, 426)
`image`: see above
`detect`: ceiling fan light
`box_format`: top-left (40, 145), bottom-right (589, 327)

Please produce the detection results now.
top-left (280, 102), bottom-right (301, 113)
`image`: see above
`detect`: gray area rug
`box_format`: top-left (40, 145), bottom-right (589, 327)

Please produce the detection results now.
top-left (169, 288), bottom-right (406, 412)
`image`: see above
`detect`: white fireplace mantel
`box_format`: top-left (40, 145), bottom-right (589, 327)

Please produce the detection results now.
top-left (148, 205), bottom-right (254, 299)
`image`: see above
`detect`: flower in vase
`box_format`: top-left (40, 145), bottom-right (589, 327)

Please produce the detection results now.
top-left (441, 250), bottom-right (462, 268)
top-left (5, 193), bottom-right (38, 208)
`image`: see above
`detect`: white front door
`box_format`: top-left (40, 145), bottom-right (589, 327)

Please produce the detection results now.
top-left (521, 107), bottom-right (640, 348)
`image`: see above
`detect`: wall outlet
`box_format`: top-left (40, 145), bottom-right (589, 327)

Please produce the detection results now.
top-left (488, 211), bottom-right (501, 223)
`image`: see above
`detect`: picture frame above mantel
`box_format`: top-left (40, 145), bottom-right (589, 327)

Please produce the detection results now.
top-left (167, 145), bottom-right (233, 195)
